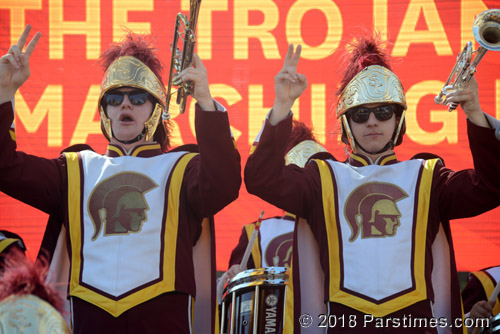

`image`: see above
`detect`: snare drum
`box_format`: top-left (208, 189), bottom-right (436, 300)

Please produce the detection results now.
top-left (220, 267), bottom-right (289, 334)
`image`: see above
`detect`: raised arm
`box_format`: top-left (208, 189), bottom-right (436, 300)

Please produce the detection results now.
top-left (245, 44), bottom-right (319, 218)
top-left (436, 77), bottom-right (500, 219)
top-left (0, 26), bottom-right (63, 215)
top-left (178, 54), bottom-right (241, 218)
top-left (444, 77), bottom-right (490, 128)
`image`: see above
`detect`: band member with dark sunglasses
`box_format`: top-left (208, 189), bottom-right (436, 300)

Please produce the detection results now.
top-left (244, 35), bottom-right (500, 333)
top-left (0, 25), bottom-right (241, 333)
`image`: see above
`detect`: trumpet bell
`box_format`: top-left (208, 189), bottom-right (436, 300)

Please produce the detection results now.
top-left (473, 8), bottom-right (500, 51)
top-left (435, 8), bottom-right (500, 111)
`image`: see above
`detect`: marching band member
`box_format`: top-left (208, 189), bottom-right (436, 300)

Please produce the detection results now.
top-left (227, 120), bottom-right (326, 272)
top-left (244, 35), bottom-right (500, 333)
top-left (219, 121), bottom-right (328, 334)
top-left (0, 25), bottom-right (241, 333)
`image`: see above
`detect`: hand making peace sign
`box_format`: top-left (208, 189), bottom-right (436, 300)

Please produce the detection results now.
top-left (0, 25), bottom-right (41, 104)
top-left (270, 44), bottom-right (307, 125)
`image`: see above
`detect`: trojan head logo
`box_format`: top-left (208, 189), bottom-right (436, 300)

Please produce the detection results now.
top-left (88, 172), bottom-right (158, 241)
top-left (265, 232), bottom-right (294, 267)
top-left (344, 182), bottom-right (408, 242)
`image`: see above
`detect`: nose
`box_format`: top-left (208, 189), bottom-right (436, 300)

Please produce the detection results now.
top-left (365, 111), bottom-right (378, 125)
top-left (120, 95), bottom-right (133, 108)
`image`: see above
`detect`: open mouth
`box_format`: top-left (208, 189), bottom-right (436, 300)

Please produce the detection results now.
top-left (120, 115), bottom-right (134, 122)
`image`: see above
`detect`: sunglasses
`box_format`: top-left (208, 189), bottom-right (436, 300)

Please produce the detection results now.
top-left (104, 90), bottom-right (151, 106)
top-left (348, 105), bottom-right (397, 124)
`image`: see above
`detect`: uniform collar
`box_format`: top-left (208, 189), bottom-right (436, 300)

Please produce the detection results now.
top-left (106, 142), bottom-right (163, 157)
top-left (348, 152), bottom-right (398, 167)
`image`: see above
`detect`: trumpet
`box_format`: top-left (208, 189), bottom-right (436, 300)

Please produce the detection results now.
top-left (164, 0), bottom-right (202, 119)
top-left (435, 8), bottom-right (500, 111)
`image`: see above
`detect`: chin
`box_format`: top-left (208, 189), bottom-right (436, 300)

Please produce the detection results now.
top-left (117, 133), bottom-right (138, 141)
top-left (362, 146), bottom-right (382, 154)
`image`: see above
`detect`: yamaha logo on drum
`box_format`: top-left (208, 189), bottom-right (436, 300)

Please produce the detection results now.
top-left (265, 293), bottom-right (278, 333)
top-left (265, 294), bottom-right (278, 307)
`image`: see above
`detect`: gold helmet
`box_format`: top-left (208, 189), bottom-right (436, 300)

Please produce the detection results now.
top-left (284, 120), bottom-right (328, 167)
top-left (336, 36), bottom-right (407, 154)
top-left (97, 33), bottom-right (170, 150)
top-left (98, 56), bottom-right (167, 142)
top-left (0, 295), bottom-right (70, 334)
top-left (0, 253), bottom-right (69, 333)
top-left (285, 140), bottom-right (327, 167)
top-left (336, 65), bottom-right (406, 118)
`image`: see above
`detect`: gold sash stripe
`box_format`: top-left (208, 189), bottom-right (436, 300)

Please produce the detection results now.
top-left (473, 270), bottom-right (500, 315)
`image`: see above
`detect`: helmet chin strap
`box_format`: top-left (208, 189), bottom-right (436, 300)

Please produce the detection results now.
top-left (114, 128), bottom-right (146, 145)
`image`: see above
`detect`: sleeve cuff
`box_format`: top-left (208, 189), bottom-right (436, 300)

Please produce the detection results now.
top-left (213, 99), bottom-right (226, 112)
top-left (266, 109), bottom-right (293, 120)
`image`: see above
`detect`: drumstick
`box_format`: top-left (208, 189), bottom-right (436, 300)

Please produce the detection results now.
top-left (489, 279), bottom-right (500, 304)
top-left (239, 210), bottom-right (265, 271)
top-left (470, 281), bottom-right (500, 334)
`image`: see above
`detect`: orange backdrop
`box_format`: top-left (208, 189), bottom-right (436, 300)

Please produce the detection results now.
top-left (0, 0), bottom-right (499, 272)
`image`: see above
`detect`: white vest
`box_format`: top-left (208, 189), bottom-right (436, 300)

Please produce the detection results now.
top-left (64, 150), bottom-right (195, 316)
top-left (316, 158), bottom-right (438, 316)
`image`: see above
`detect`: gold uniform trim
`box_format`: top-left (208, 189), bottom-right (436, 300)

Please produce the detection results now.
top-left (8, 129), bottom-right (16, 141)
top-left (350, 153), bottom-right (369, 166)
top-left (317, 158), bottom-right (438, 316)
top-left (65, 152), bottom-right (197, 316)
top-left (473, 270), bottom-right (500, 315)
top-left (283, 253), bottom-right (294, 334)
top-left (244, 224), bottom-right (262, 268)
top-left (315, 159), bottom-right (342, 305)
top-left (379, 154), bottom-right (397, 166)
top-left (107, 145), bottom-right (123, 156)
top-left (65, 152), bottom-right (84, 306)
top-left (131, 143), bottom-right (162, 157)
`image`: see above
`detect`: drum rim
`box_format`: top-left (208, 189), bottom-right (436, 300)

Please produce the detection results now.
top-left (222, 267), bottom-right (290, 299)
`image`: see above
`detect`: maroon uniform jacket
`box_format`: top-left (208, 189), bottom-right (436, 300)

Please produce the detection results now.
top-left (0, 101), bottom-right (241, 333)
top-left (245, 115), bottom-right (500, 334)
